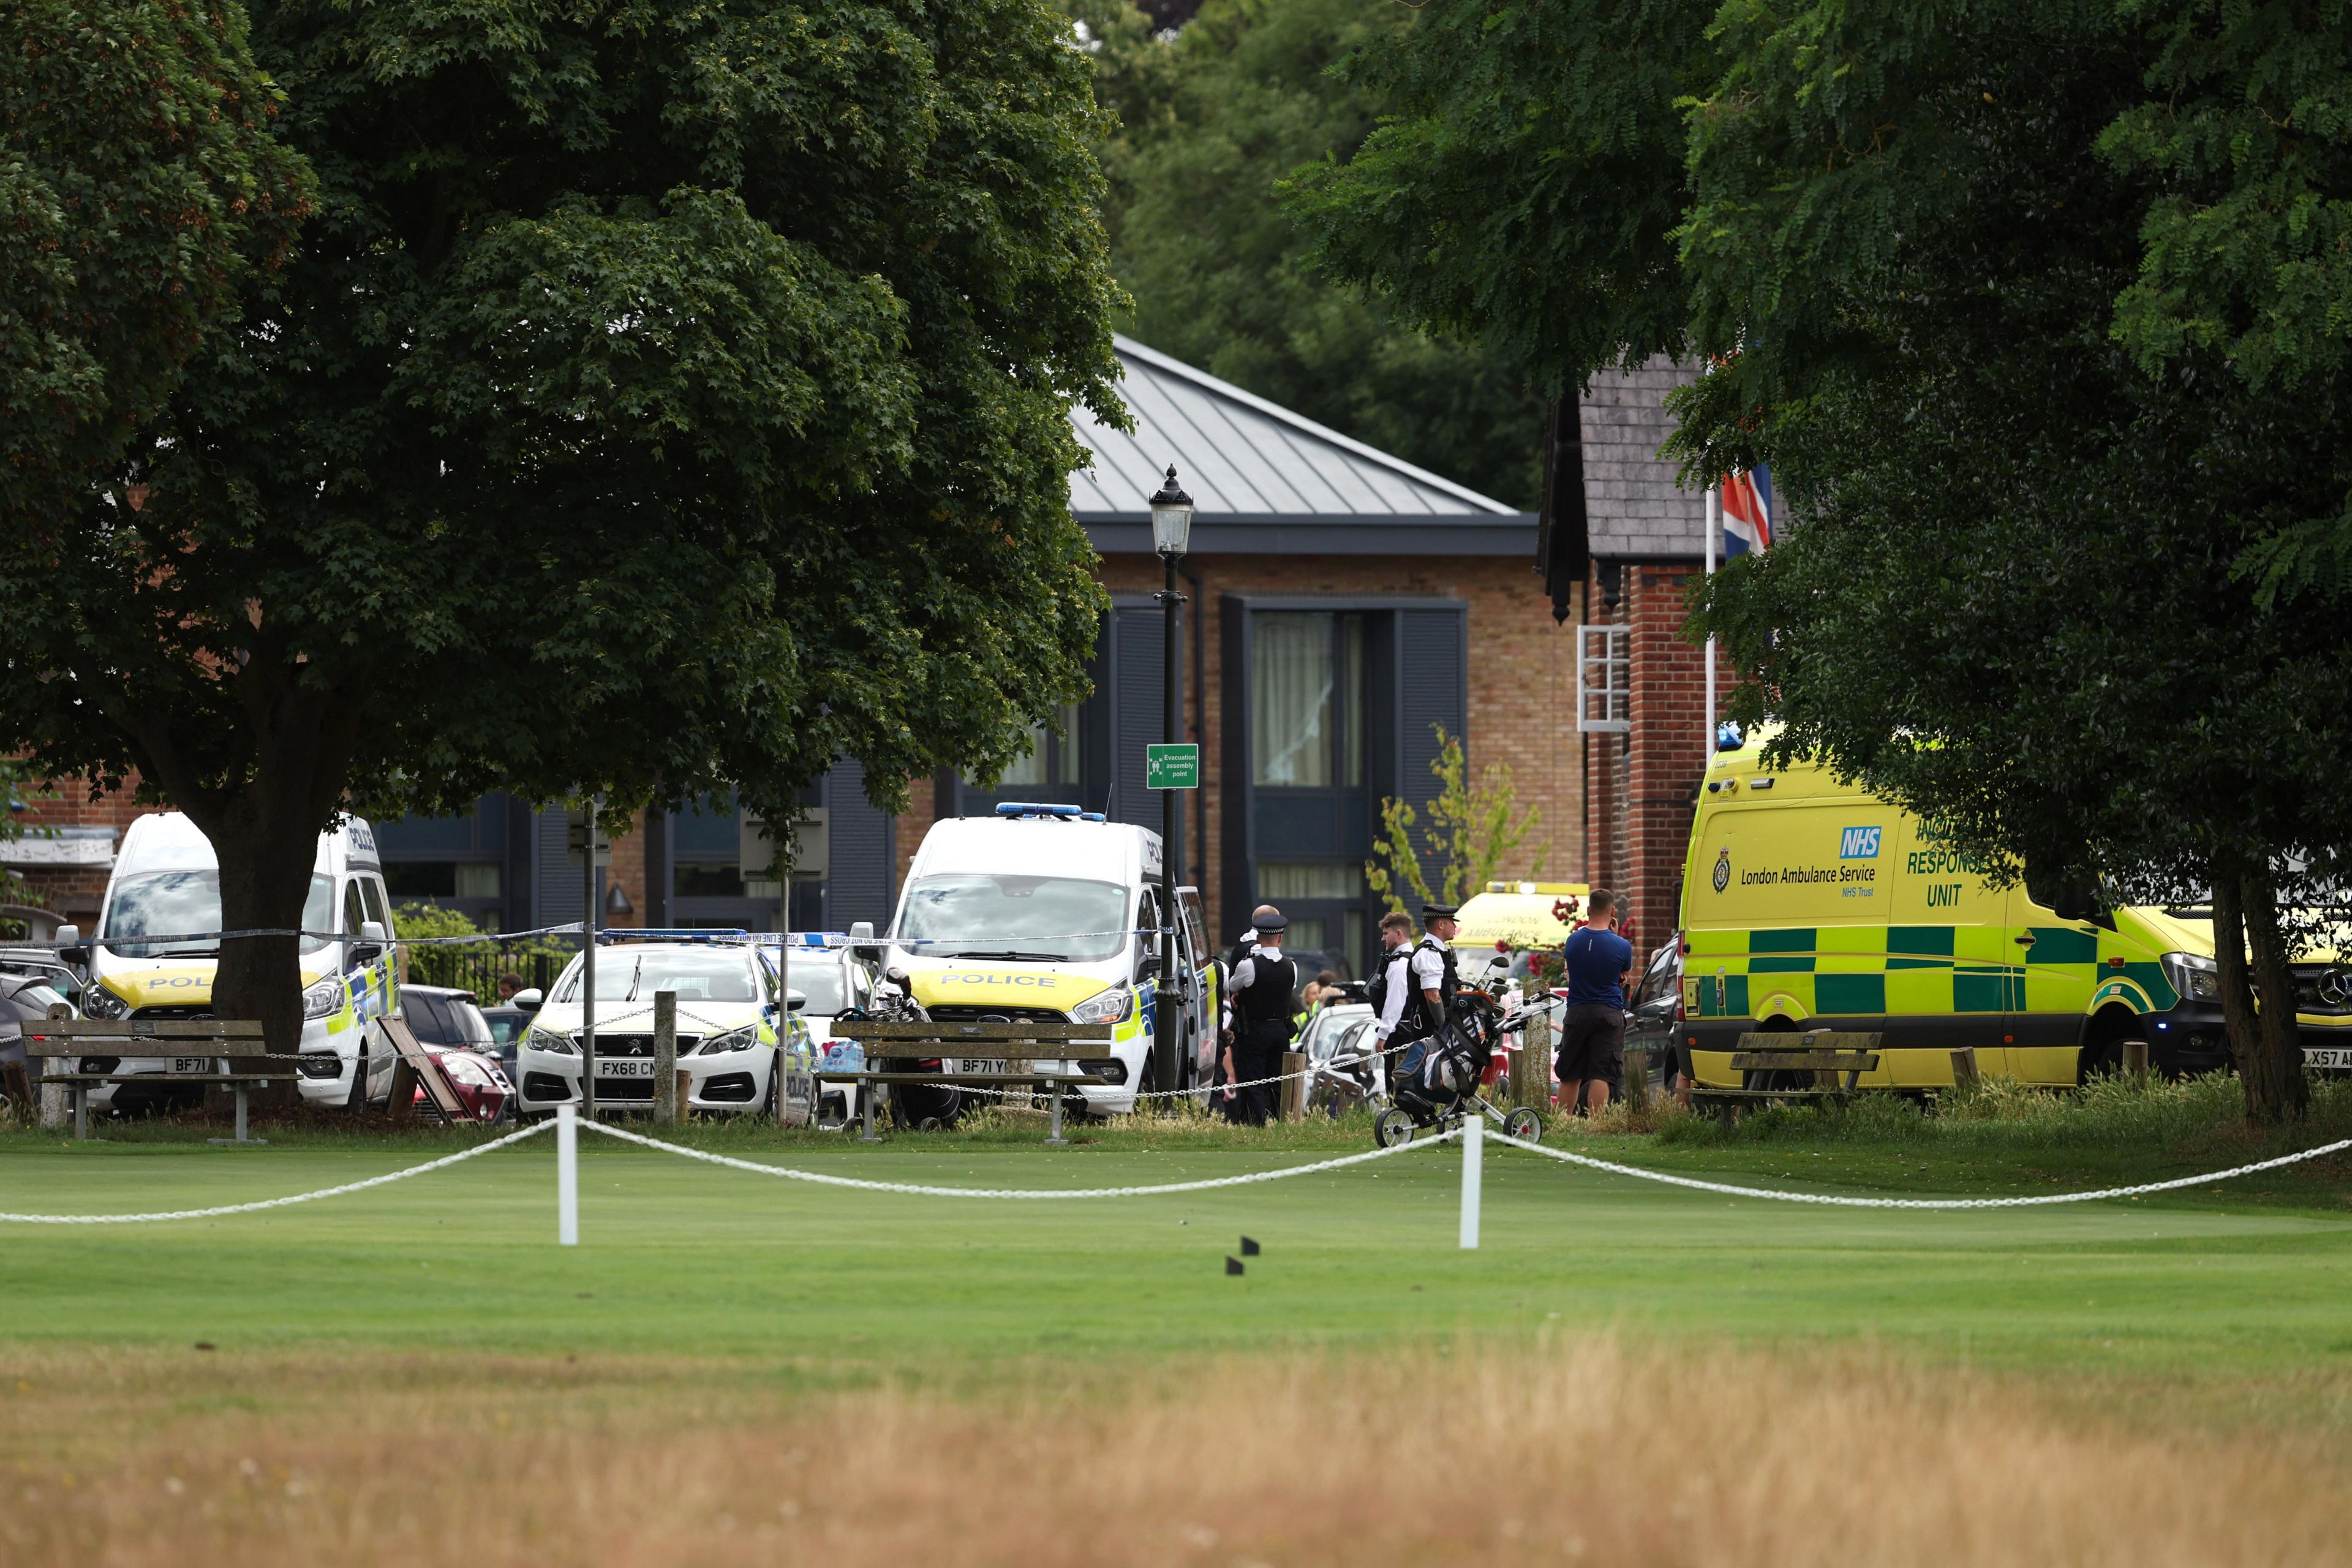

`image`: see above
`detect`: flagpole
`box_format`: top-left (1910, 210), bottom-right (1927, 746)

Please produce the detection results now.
top-left (1705, 483), bottom-right (1719, 761)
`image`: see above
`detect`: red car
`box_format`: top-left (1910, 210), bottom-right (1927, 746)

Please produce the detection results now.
top-left (363, 985), bottom-right (514, 1123)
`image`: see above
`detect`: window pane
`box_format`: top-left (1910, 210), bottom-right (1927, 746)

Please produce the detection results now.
top-left (1254, 613), bottom-right (1334, 786)
top-left (1257, 862), bottom-right (1363, 900)
top-left (1342, 614), bottom-right (1365, 787)
top-left (454, 863), bottom-right (501, 899)
top-left (1054, 701), bottom-right (1082, 786)
top-left (998, 722), bottom-right (1050, 787)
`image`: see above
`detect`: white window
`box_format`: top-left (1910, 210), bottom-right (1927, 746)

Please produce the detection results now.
top-left (1575, 624), bottom-right (1630, 733)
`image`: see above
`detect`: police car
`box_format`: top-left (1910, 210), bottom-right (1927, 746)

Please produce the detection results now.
top-left (513, 931), bottom-right (812, 1116)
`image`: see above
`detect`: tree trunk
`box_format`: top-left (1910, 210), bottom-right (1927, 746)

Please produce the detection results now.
top-left (2236, 863), bottom-right (2311, 1125)
top-left (2210, 869), bottom-right (2259, 1099)
top-left (203, 797), bottom-right (331, 1109)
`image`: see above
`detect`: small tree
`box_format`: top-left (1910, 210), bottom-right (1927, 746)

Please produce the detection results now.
top-left (1364, 726), bottom-right (1542, 913)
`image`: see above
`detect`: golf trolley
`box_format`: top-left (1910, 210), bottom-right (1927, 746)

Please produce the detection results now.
top-left (1371, 955), bottom-right (1545, 1148)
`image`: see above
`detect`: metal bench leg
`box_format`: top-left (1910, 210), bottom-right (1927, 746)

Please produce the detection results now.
top-left (73, 1085), bottom-right (87, 1142)
top-left (1045, 1077), bottom-right (1068, 1146)
top-left (235, 1085), bottom-right (248, 1142)
top-left (859, 1084), bottom-right (883, 1143)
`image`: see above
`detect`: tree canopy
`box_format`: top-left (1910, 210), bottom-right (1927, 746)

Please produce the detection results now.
top-left (2, 0), bottom-right (1125, 1052)
top-left (1065, 0), bottom-right (1541, 505)
top-left (1295, 0), bottom-right (2352, 1121)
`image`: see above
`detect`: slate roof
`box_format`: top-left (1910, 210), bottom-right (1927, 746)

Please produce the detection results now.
top-left (1071, 337), bottom-right (1535, 556)
top-left (1580, 356), bottom-right (1704, 560)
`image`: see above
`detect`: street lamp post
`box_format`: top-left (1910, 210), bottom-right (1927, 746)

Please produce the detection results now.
top-left (1148, 465), bottom-right (1193, 1099)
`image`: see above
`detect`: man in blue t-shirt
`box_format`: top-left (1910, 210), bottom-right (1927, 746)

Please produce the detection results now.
top-left (1557, 889), bottom-right (1635, 1113)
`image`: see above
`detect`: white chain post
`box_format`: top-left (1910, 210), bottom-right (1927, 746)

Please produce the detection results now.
top-left (1459, 1108), bottom-right (1482, 1250)
top-left (557, 1102), bottom-right (579, 1246)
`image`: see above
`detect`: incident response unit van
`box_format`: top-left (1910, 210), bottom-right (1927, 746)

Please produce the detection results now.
top-left (1677, 732), bottom-right (2352, 1088)
top-left (69, 812), bottom-right (399, 1111)
top-left (878, 803), bottom-right (1214, 1115)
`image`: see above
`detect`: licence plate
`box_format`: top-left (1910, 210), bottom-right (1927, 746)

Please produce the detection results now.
top-left (599, 1059), bottom-right (654, 1078)
top-left (2305, 1047), bottom-right (2352, 1072)
top-left (169, 1057), bottom-right (213, 1076)
top-left (955, 1058), bottom-right (1008, 1076)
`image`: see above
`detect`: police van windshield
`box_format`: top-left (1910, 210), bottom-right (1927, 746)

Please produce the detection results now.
top-left (897, 875), bottom-right (1128, 962)
top-left (551, 949), bottom-right (766, 1005)
top-left (102, 872), bottom-right (336, 957)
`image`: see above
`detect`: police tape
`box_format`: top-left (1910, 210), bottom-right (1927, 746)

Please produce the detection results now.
top-left (1489, 1130), bottom-right (2352, 1207)
top-left (20, 924), bottom-right (1164, 953)
top-left (19, 921), bottom-right (590, 952)
top-left (578, 1117), bottom-right (1456, 1197)
top-left (0, 1120), bottom-right (554, 1224)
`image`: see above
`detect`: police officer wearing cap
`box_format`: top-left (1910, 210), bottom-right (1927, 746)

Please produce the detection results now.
top-left (1375, 902), bottom-right (1461, 1081)
top-left (1220, 906), bottom-right (1299, 1126)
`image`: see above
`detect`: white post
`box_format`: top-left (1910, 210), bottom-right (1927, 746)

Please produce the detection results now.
top-left (1705, 483), bottom-right (1719, 758)
top-left (557, 1102), bottom-right (579, 1246)
top-left (1458, 1109), bottom-right (1483, 1251)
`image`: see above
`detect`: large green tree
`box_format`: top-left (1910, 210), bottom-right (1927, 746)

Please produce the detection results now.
top-left (1067, 0), bottom-right (1541, 505)
top-left (1672, 2), bottom-right (2352, 1123)
top-left (2, 0), bottom-right (311, 510)
top-left (3, 0), bottom-right (1123, 1058)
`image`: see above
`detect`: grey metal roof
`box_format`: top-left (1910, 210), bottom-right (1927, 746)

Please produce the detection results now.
top-left (1071, 337), bottom-right (1532, 554)
top-left (1580, 356), bottom-right (1704, 560)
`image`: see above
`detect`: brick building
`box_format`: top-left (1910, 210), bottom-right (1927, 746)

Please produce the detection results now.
top-left (6, 339), bottom-right (1582, 978)
top-left (1538, 356), bottom-right (1714, 957)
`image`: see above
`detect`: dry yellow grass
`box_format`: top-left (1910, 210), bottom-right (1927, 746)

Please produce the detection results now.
top-left (4, 1336), bottom-right (2348, 1567)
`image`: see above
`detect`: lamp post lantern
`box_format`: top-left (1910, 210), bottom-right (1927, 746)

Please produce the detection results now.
top-left (1148, 464), bottom-right (1193, 1098)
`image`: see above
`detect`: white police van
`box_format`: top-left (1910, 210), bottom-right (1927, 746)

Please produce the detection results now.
top-left (872, 804), bottom-right (1214, 1116)
top-left (62, 812), bottom-right (398, 1111)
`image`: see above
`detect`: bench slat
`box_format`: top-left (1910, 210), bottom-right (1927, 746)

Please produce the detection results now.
top-left (22, 1038), bottom-right (273, 1058)
top-left (1690, 1087), bottom-right (1856, 1101)
top-left (1728, 1051), bottom-right (1880, 1071)
top-left (27, 1019), bottom-right (264, 1039)
top-left (39, 1073), bottom-right (296, 1084)
top-left (1732, 1031), bottom-right (1882, 1052)
top-left (815, 1072), bottom-right (1107, 1087)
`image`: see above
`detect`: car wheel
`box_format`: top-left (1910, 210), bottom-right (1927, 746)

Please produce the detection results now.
top-left (342, 1042), bottom-right (369, 1111)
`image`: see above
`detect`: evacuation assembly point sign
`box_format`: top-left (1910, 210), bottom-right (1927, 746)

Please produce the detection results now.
top-left (1145, 743), bottom-right (1200, 790)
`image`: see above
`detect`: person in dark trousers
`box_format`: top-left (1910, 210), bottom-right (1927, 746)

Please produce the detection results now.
top-left (1558, 889), bottom-right (1635, 1114)
top-left (1212, 904), bottom-right (1283, 1121)
top-left (1220, 908), bottom-right (1299, 1126)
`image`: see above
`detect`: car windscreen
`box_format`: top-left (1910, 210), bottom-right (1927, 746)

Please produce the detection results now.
top-left (444, 996), bottom-right (495, 1047)
top-left (102, 870), bottom-right (334, 957)
top-left (895, 874), bottom-right (1129, 962)
top-left (552, 949), bottom-right (764, 1005)
top-left (778, 961), bottom-right (849, 1015)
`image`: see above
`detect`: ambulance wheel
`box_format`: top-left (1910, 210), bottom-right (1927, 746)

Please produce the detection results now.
top-left (1504, 1107), bottom-right (1544, 1144)
top-left (1742, 1017), bottom-right (1810, 1091)
top-left (1374, 1107), bottom-right (1417, 1148)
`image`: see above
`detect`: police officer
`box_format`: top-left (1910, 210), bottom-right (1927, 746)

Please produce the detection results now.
top-left (1220, 907), bottom-right (1299, 1126)
top-left (1374, 903), bottom-right (1461, 1085)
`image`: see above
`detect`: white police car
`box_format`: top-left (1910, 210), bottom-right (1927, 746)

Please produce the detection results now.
top-left (514, 932), bottom-right (810, 1116)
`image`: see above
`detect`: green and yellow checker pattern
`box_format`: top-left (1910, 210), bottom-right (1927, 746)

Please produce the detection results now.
top-left (1679, 924), bottom-right (2181, 1087)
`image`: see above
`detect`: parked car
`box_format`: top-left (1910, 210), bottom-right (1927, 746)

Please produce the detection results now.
top-left (0, 974), bottom-right (73, 1119)
top-left (0, 947), bottom-right (86, 1013)
top-left (358, 991), bottom-right (511, 1125)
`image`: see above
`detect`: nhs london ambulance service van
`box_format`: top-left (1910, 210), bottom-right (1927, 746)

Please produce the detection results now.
top-left (878, 804), bottom-right (1213, 1115)
top-left (1678, 731), bottom-right (2352, 1088)
top-left (68, 812), bottom-right (399, 1110)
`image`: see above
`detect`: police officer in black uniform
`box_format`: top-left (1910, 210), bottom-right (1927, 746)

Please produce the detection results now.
top-left (1220, 906), bottom-right (1299, 1127)
top-left (1378, 902), bottom-right (1461, 1090)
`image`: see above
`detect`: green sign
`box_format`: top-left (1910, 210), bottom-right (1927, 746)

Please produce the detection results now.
top-left (1145, 742), bottom-right (1200, 790)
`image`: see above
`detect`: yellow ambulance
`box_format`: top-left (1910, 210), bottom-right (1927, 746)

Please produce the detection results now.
top-left (1676, 731), bottom-right (2352, 1088)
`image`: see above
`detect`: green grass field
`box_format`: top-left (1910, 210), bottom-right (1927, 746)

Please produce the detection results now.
top-left (5, 1097), bottom-right (2349, 1393)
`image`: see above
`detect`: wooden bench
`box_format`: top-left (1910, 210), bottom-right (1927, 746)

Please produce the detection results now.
top-left (824, 1018), bottom-right (1115, 1145)
top-left (1687, 1030), bottom-right (1883, 1126)
top-left (22, 1019), bottom-right (285, 1143)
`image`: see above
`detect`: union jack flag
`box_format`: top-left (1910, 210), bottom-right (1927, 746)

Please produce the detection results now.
top-left (1722, 465), bottom-right (1773, 556)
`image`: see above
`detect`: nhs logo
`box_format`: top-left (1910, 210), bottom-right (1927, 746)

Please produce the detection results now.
top-left (1839, 826), bottom-right (1883, 859)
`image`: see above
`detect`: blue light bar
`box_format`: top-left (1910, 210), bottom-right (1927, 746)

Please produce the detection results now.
top-left (747, 932), bottom-right (848, 948)
top-left (994, 802), bottom-right (1083, 818)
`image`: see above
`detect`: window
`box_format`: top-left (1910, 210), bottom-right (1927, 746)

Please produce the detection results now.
top-left (1257, 863), bottom-right (1363, 902)
top-left (998, 701), bottom-right (1084, 788)
top-left (1575, 624), bottom-right (1630, 733)
top-left (344, 880), bottom-right (368, 935)
top-left (896, 873), bottom-right (1128, 962)
top-left (675, 862), bottom-right (747, 898)
top-left (386, 861), bottom-right (502, 900)
top-left (1254, 613), bottom-right (1365, 786)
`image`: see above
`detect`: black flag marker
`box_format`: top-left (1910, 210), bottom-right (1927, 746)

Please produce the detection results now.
top-left (1239, 1236), bottom-right (1261, 1256)
top-left (1226, 1256), bottom-right (1245, 1276)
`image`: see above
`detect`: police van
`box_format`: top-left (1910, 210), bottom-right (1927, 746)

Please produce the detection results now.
top-left (62, 812), bottom-right (399, 1110)
top-left (1678, 732), bottom-right (2352, 1087)
top-left (874, 804), bottom-right (1213, 1115)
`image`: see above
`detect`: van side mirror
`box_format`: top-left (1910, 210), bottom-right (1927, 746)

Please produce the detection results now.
top-left (54, 924), bottom-right (85, 974)
top-left (511, 987), bottom-right (543, 1013)
top-left (848, 919), bottom-right (881, 964)
top-left (353, 919), bottom-right (387, 967)
top-left (786, 989), bottom-right (808, 1012)
top-left (1136, 952), bottom-right (1163, 984)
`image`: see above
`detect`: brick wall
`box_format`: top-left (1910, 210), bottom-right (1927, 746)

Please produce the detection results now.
top-left (1581, 560), bottom-right (1708, 955)
top-left (10, 777), bottom-right (162, 919)
top-left (894, 551), bottom-right (1582, 943)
